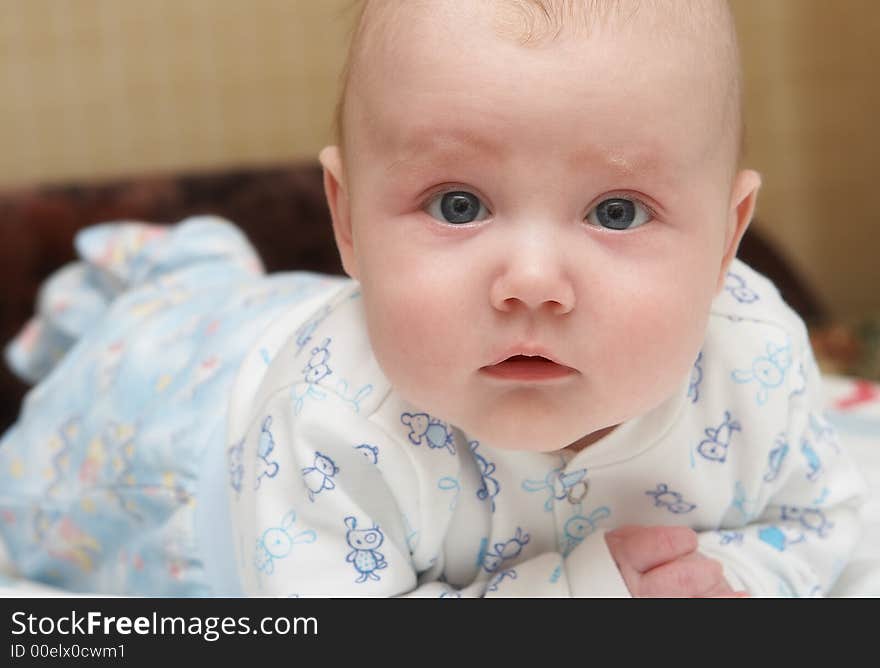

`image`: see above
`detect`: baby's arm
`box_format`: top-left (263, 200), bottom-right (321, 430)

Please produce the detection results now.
top-left (477, 526), bottom-right (738, 598)
top-left (601, 346), bottom-right (866, 598)
top-left (551, 336), bottom-right (866, 598)
top-left (695, 344), bottom-right (866, 597)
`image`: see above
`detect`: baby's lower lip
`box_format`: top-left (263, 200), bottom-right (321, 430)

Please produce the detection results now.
top-left (480, 356), bottom-right (577, 382)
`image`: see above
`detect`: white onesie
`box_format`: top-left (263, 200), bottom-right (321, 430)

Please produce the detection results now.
top-left (225, 258), bottom-right (867, 597)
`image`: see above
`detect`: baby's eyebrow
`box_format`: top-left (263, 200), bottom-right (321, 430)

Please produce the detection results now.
top-left (384, 126), bottom-right (675, 180)
top-left (385, 128), bottom-right (507, 173)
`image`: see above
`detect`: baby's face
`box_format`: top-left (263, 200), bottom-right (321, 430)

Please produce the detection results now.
top-left (323, 1), bottom-right (759, 452)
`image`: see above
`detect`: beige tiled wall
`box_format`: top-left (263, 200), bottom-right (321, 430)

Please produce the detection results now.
top-left (1, 0), bottom-right (878, 320)
top-left (0, 0), bottom-right (355, 186)
top-left (730, 0), bottom-right (880, 322)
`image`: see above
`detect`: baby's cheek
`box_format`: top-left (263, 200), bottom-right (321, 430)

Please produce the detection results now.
top-left (362, 273), bottom-right (463, 388)
top-left (608, 288), bottom-right (709, 402)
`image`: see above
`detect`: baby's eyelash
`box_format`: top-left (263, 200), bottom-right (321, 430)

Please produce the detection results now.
top-left (422, 187), bottom-right (493, 226)
top-left (418, 187), bottom-right (659, 223)
top-left (587, 192), bottom-right (657, 218)
top-left (421, 185), bottom-right (489, 209)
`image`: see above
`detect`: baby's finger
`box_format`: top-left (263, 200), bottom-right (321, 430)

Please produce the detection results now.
top-left (701, 591), bottom-right (750, 598)
top-left (639, 553), bottom-right (725, 597)
top-left (697, 579), bottom-right (740, 598)
top-left (603, 525), bottom-right (644, 540)
top-left (689, 557), bottom-right (737, 598)
top-left (606, 525), bottom-right (698, 574)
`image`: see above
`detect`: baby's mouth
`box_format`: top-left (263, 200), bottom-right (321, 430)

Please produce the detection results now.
top-left (480, 355), bottom-right (577, 382)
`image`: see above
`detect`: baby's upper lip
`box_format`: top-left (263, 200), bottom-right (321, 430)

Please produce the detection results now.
top-left (485, 345), bottom-right (573, 369)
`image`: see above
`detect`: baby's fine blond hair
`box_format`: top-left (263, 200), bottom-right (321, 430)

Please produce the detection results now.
top-left (331, 0), bottom-right (744, 167)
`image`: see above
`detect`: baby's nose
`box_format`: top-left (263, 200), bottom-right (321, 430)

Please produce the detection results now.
top-left (489, 256), bottom-right (575, 315)
top-left (493, 290), bottom-right (574, 316)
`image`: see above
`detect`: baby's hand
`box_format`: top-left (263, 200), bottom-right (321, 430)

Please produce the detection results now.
top-left (604, 525), bottom-right (746, 598)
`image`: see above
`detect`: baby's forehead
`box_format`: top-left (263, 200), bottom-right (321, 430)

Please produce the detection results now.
top-left (343, 0), bottom-right (741, 167)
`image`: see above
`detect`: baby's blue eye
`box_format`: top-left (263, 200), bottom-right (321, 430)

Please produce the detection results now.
top-left (426, 191), bottom-right (489, 225)
top-left (586, 197), bottom-right (651, 230)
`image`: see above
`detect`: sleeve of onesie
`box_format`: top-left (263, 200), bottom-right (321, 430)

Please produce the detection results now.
top-left (696, 331), bottom-right (868, 597)
top-left (230, 383), bottom-right (632, 597)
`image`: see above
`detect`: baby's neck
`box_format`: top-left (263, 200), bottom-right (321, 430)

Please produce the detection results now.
top-left (565, 424), bottom-right (618, 453)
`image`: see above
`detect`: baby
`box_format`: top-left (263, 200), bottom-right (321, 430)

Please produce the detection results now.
top-left (0, 0), bottom-right (867, 597)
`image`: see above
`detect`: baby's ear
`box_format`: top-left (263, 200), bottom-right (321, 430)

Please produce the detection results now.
top-left (319, 145), bottom-right (358, 280)
top-left (716, 169), bottom-right (762, 293)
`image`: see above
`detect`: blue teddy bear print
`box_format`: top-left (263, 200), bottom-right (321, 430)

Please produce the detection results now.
top-left (303, 338), bottom-right (332, 385)
top-left (731, 340), bottom-right (792, 406)
top-left (295, 336), bottom-right (374, 414)
top-left (400, 412), bottom-right (456, 454)
top-left (292, 338), bottom-right (333, 414)
top-left (301, 451), bottom-right (339, 502)
top-left (344, 516), bottom-right (388, 583)
top-left (255, 510), bottom-right (317, 575)
top-left (255, 415), bottom-right (280, 490)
